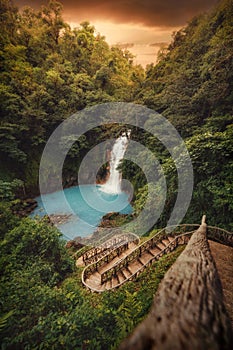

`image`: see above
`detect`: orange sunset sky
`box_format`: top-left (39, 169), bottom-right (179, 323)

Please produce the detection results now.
top-left (14, 0), bottom-right (218, 67)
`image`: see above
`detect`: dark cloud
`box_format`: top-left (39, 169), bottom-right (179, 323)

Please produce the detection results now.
top-left (15, 0), bottom-right (218, 27)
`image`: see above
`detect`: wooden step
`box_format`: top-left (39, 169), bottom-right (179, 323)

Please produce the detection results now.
top-left (129, 259), bottom-right (144, 273)
top-left (157, 242), bottom-right (166, 250)
top-left (138, 258), bottom-right (144, 266)
top-left (90, 271), bottom-right (101, 283)
top-left (120, 251), bottom-right (129, 258)
top-left (116, 272), bottom-right (120, 284)
top-left (139, 251), bottom-right (153, 264)
top-left (105, 279), bottom-right (112, 290)
top-left (162, 239), bottom-right (170, 246)
top-left (112, 276), bottom-right (119, 287)
top-left (129, 242), bottom-right (138, 249)
top-left (167, 235), bottom-right (175, 242)
top-left (147, 249), bottom-right (155, 257)
top-left (120, 269), bottom-right (127, 279)
top-left (122, 267), bottom-right (132, 278)
top-left (118, 271), bottom-right (126, 283)
top-left (150, 246), bottom-right (161, 256)
top-left (85, 278), bottom-right (101, 290)
top-left (96, 283), bottom-right (106, 292)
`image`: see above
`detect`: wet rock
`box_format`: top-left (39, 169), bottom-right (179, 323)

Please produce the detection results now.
top-left (48, 214), bottom-right (74, 225)
top-left (99, 212), bottom-right (129, 227)
top-left (65, 240), bottom-right (84, 249)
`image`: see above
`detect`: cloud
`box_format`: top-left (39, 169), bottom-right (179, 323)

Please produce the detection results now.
top-left (15, 0), bottom-right (218, 27)
top-left (149, 42), bottom-right (168, 47)
top-left (114, 43), bottom-right (134, 49)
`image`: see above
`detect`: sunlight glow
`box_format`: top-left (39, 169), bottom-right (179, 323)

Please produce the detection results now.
top-left (67, 19), bottom-right (179, 66)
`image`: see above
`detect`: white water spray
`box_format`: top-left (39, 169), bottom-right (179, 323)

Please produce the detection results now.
top-left (101, 131), bottom-right (130, 194)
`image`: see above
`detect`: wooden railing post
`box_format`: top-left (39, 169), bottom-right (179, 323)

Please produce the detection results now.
top-left (119, 217), bottom-right (233, 350)
top-left (201, 214), bottom-right (206, 225)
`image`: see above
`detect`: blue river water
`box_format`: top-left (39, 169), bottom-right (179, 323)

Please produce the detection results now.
top-left (31, 185), bottom-right (132, 240)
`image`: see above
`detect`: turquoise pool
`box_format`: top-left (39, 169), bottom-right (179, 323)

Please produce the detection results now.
top-left (31, 184), bottom-right (132, 240)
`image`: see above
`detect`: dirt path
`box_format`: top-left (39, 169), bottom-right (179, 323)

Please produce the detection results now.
top-left (209, 240), bottom-right (233, 327)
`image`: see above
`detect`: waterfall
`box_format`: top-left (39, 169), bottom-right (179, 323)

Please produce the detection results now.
top-left (101, 131), bottom-right (130, 194)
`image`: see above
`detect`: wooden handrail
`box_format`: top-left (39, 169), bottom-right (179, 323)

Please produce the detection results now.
top-left (81, 232), bottom-right (192, 294)
top-left (83, 242), bottom-right (132, 279)
top-left (101, 231), bottom-right (193, 286)
top-left (82, 233), bottom-right (139, 265)
top-left (100, 224), bottom-right (199, 284)
top-left (81, 224), bottom-right (200, 291)
top-left (81, 224), bottom-right (200, 288)
top-left (207, 226), bottom-right (233, 247)
top-left (119, 217), bottom-right (233, 350)
top-left (81, 222), bottom-right (233, 296)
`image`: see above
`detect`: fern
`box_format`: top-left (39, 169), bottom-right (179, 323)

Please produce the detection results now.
top-left (0, 310), bottom-right (14, 333)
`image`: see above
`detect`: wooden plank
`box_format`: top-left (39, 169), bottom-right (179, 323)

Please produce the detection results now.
top-left (119, 217), bottom-right (233, 350)
top-left (209, 240), bottom-right (233, 328)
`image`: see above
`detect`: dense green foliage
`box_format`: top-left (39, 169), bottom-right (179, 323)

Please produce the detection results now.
top-left (0, 0), bottom-right (144, 190)
top-left (129, 0), bottom-right (233, 229)
top-left (0, 207), bottom-right (183, 349)
top-left (0, 214), bottom-right (75, 348)
top-left (0, 0), bottom-right (232, 348)
top-left (0, 0), bottom-right (232, 227)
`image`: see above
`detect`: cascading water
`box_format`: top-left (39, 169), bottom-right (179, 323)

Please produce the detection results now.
top-left (101, 131), bottom-right (130, 194)
top-left (31, 130), bottom-right (132, 239)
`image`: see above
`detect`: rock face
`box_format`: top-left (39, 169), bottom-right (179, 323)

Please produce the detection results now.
top-left (65, 240), bottom-right (84, 250)
top-left (48, 214), bottom-right (73, 225)
top-left (99, 212), bottom-right (129, 228)
top-left (119, 217), bottom-right (233, 350)
top-left (63, 175), bottom-right (79, 188)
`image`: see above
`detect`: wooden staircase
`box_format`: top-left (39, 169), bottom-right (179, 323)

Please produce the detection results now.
top-left (118, 217), bottom-right (233, 350)
top-left (82, 240), bottom-right (138, 291)
top-left (76, 231), bottom-right (139, 266)
top-left (81, 224), bottom-right (199, 292)
top-left (80, 224), bottom-right (233, 294)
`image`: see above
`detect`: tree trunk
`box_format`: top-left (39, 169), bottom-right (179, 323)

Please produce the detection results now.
top-left (119, 216), bottom-right (233, 350)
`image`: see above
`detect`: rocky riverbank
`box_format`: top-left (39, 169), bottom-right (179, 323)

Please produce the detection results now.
top-left (99, 212), bottom-right (131, 228)
top-left (48, 214), bottom-right (74, 225)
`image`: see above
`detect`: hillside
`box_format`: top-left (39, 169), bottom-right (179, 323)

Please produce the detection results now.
top-left (125, 0), bottom-right (233, 229)
top-left (0, 0), bottom-right (232, 348)
top-left (1, 0), bottom-right (232, 229)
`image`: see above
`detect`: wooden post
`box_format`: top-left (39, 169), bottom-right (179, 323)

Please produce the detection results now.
top-left (119, 216), bottom-right (233, 350)
top-left (202, 214), bottom-right (206, 225)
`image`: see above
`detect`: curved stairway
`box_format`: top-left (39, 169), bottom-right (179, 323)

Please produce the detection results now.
top-left (81, 224), bottom-right (199, 292)
top-left (76, 232), bottom-right (139, 266)
top-left (80, 224), bottom-right (233, 293)
top-left (118, 219), bottom-right (233, 350)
